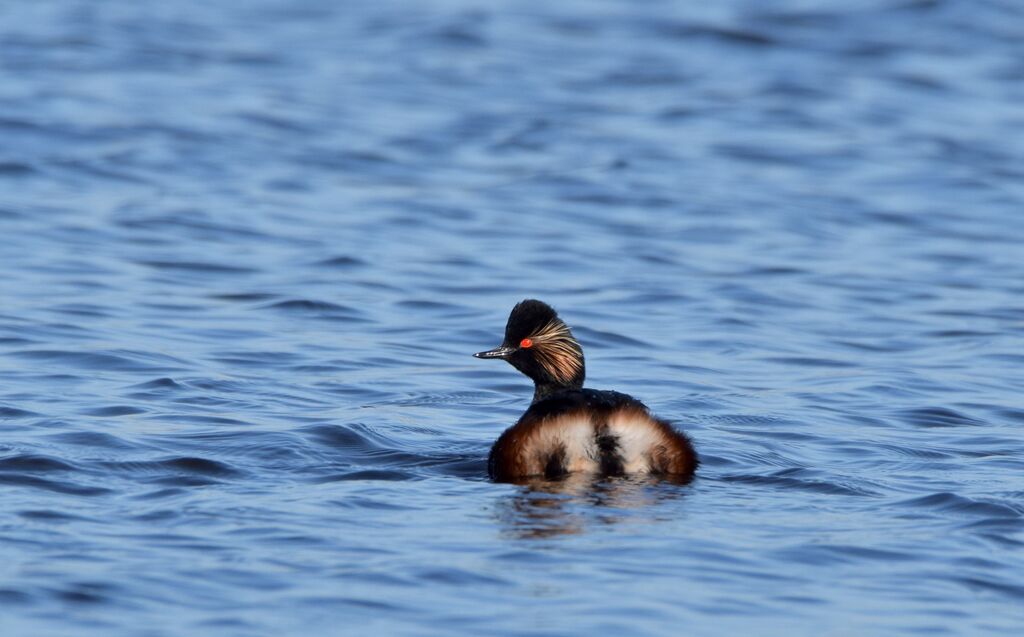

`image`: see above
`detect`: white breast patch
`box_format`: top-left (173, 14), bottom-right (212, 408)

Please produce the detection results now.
top-left (522, 409), bottom-right (664, 475)
top-left (528, 415), bottom-right (599, 473)
top-left (607, 412), bottom-right (661, 472)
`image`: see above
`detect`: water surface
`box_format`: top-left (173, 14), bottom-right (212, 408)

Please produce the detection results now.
top-left (2, 0), bottom-right (1023, 635)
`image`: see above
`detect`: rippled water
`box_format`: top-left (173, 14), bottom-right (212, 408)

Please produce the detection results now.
top-left (2, 0), bottom-right (1024, 635)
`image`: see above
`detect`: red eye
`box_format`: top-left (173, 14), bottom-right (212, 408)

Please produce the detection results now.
top-left (520, 338), bottom-right (533, 348)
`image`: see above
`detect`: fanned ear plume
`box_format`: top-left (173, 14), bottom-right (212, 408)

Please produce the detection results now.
top-left (530, 318), bottom-right (583, 384)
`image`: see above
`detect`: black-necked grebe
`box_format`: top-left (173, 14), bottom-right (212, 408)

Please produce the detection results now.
top-left (474, 299), bottom-right (698, 482)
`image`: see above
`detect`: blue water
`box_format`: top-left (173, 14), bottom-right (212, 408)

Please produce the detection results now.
top-left (2, 0), bottom-right (1023, 634)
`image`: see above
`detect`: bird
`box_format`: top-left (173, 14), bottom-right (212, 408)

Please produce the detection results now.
top-left (474, 299), bottom-right (698, 483)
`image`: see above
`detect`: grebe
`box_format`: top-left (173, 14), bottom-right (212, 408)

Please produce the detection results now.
top-left (474, 299), bottom-right (698, 482)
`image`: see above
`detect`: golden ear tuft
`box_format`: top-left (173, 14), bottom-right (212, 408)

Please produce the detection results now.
top-left (529, 319), bottom-right (583, 383)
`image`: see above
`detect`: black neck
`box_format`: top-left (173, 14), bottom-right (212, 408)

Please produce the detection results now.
top-left (532, 379), bottom-right (582, 403)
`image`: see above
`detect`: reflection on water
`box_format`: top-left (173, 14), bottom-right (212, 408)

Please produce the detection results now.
top-left (496, 474), bottom-right (692, 539)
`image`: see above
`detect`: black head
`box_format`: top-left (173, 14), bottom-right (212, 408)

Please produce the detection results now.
top-left (474, 300), bottom-right (585, 398)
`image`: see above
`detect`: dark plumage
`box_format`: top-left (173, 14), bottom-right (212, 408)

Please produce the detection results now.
top-left (474, 300), bottom-right (698, 483)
